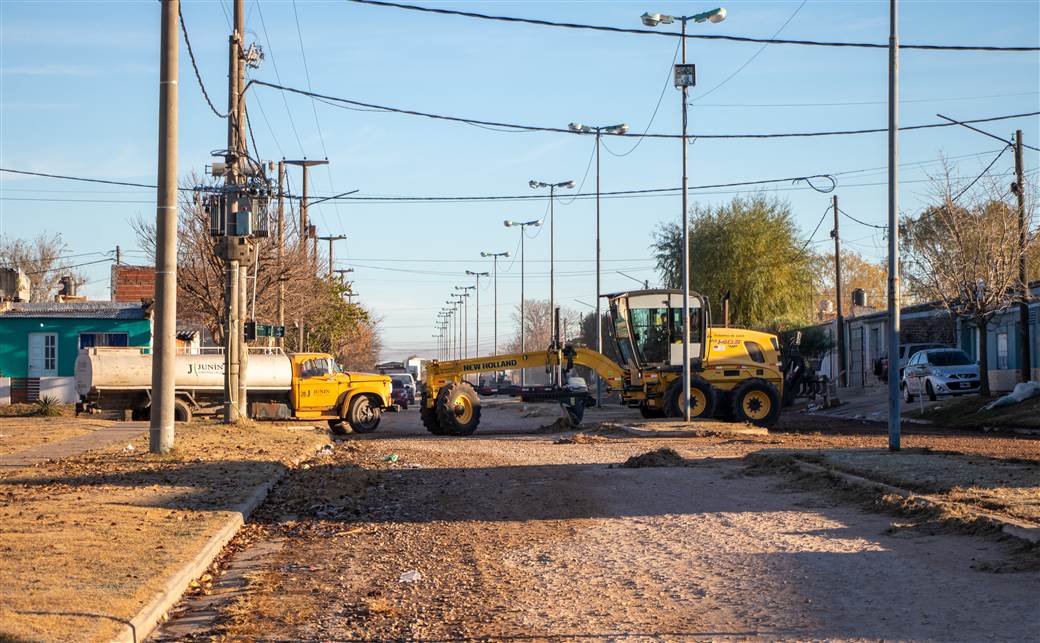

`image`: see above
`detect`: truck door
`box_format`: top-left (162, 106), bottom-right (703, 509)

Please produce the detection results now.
top-left (295, 357), bottom-right (338, 413)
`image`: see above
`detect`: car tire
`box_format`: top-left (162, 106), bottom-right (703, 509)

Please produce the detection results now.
top-left (902, 381), bottom-right (914, 403)
top-left (925, 379), bottom-right (937, 402)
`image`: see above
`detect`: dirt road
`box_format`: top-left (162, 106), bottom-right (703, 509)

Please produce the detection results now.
top-left (156, 401), bottom-right (1040, 641)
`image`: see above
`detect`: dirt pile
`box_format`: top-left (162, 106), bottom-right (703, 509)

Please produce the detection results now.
top-left (553, 433), bottom-right (610, 445)
top-left (535, 417), bottom-right (573, 433)
top-left (622, 447), bottom-right (689, 468)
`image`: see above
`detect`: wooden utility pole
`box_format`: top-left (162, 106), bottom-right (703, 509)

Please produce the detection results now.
top-left (832, 195), bottom-right (847, 387)
top-left (318, 235), bottom-right (346, 276)
top-left (276, 160), bottom-right (285, 348)
top-left (1014, 130), bottom-right (1031, 383)
top-left (150, 0), bottom-right (179, 454)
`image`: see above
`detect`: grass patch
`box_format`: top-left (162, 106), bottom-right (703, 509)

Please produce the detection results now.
top-left (0, 421), bottom-right (327, 642)
top-left (906, 395), bottom-right (1040, 429)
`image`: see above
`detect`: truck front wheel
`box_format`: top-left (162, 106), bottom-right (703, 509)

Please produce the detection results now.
top-left (347, 395), bottom-right (382, 433)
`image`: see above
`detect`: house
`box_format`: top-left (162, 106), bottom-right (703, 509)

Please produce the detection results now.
top-left (0, 301), bottom-right (152, 404)
top-left (959, 281), bottom-right (1040, 391)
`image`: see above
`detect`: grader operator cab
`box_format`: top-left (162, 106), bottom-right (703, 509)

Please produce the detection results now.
top-left (421, 289), bottom-right (784, 436)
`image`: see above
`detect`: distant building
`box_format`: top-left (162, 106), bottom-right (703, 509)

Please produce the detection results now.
top-left (111, 264), bottom-right (156, 302)
top-left (0, 268), bottom-right (31, 302)
top-left (0, 301), bottom-right (152, 404)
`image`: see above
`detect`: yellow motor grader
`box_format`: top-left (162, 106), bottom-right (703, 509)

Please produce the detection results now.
top-left (421, 289), bottom-right (785, 436)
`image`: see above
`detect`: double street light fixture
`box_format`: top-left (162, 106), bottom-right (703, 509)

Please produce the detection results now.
top-left (567, 122), bottom-right (628, 407)
top-left (528, 180), bottom-right (575, 386)
top-left (641, 5), bottom-right (727, 422)
top-left (480, 250), bottom-right (510, 356)
top-left (465, 270), bottom-right (490, 362)
top-left (504, 219), bottom-right (541, 387)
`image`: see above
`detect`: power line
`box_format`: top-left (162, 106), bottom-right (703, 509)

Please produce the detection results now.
top-left (249, 81), bottom-right (1039, 141)
top-left (798, 204), bottom-right (833, 254)
top-left (345, 0), bottom-right (1040, 52)
top-left (20, 257), bottom-right (114, 275)
top-left (690, 0), bottom-right (807, 104)
top-left (838, 207), bottom-right (887, 230)
top-left (0, 168), bottom-right (155, 189)
top-left (178, 4), bottom-right (228, 119)
top-left (693, 91), bottom-right (1040, 109)
top-left (602, 35), bottom-right (680, 158)
top-left (951, 144), bottom-right (1012, 202)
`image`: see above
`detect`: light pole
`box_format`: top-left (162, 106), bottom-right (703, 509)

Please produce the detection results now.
top-left (481, 251), bottom-right (509, 357)
top-left (568, 122), bottom-right (628, 406)
top-left (505, 219), bottom-right (541, 387)
top-left (454, 286), bottom-right (474, 359)
top-left (449, 295), bottom-right (465, 360)
top-left (642, 6), bottom-right (727, 421)
top-left (465, 271), bottom-right (489, 360)
top-left (886, 0), bottom-right (901, 451)
top-left (529, 180), bottom-right (575, 386)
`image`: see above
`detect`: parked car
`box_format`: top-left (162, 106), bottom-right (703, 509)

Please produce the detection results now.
top-left (564, 376), bottom-right (589, 393)
top-left (390, 379), bottom-right (410, 410)
top-left (876, 342), bottom-right (951, 382)
top-left (390, 373), bottom-right (416, 404)
top-left (901, 348), bottom-right (980, 402)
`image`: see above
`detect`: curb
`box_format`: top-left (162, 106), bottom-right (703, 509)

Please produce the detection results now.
top-left (784, 457), bottom-right (1040, 546)
top-left (112, 441), bottom-right (326, 643)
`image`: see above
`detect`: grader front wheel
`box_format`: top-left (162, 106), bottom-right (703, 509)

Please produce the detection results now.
top-left (421, 392), bottom-right (449, 435)
top-left (434, 382), bottom-right (482, 436)
top-left (663, 377), bottom-right (716, 419)
top-left (730, 378), bottom-right (781, 427)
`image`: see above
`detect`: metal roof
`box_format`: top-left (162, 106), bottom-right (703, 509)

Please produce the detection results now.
top-left (0, 301), bottom-right (151, 320)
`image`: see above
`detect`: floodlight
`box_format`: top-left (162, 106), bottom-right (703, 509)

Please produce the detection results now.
top-left (641, 12), bottom-right (661, 26)
top-left (562, 180), bottom-right (576, 189)
top-left (708, 8), bottom-right (726, 23)
top-left (504, 220), bottom-right (513, 227)
top-left (529, 180), bottom-right (541, 189)
top-left (568, 122), bottom-right (585, 132)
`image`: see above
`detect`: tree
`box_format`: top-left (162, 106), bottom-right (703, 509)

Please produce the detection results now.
top-left (505, 299), bottom-right (580, 352)
top-left (305, 278), bottom-right (382, 371)
top-left (902, 165), bottom-right (1034, 396)
top-left (811, 249), bottom-right (887, 313)
top-left (651, 194), bottom-right (816, 329)
top-left (0, 232), bottom-right (86, 302)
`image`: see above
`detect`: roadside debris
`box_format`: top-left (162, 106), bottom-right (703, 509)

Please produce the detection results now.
top-left (399, 569), bottom-right (422, 583)
top-left (621, 447), bottom-right (689, 468)
top-left (536, 417), bottom-right (572, 433)
top-left (983, 382), bottom-right (1040, 411)
top-left (553, 433), bottom-right (610, 445)
top-left (123, 443), bottom-right (135, 452)
top-left (383, 454), bottom-right (400, 463)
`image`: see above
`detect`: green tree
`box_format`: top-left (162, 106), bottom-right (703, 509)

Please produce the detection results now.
top-left (651, 194), bottom-right (816, 329)
top-left (303, 278), bottom-right (382, 372)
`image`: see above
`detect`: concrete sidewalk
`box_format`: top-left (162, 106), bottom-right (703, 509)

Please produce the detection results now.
top-left (0, 421), bottom-right (148, 468)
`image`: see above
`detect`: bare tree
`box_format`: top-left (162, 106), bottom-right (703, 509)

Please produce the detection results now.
top-left (0, 232), bottom-right (86, 302)
top-left (903, 162), bottom-right (1035, 395)
top-left (505, 299), bottom-right (580, 352)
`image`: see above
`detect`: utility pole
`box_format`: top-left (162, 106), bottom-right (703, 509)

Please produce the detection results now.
top-left (481, 251), bottom-right (508, 357)
top-left (318, 235), bottom-right (346, 277)
top-left (150, 0), bottom-right (179, 453)
top-left (831, 195), bottom-right (847, 387)
top-left (679, 17), bottom-right (692, 422)
top-left (284, 159), bottom-right (327, 351)
top-left (1014, 130), bottom-right (1032, 383)
top-left (276, 161), bottom-right (285, 348)
top-left (115, 245), bottom-right (122, 266)
top-left (886, 0), bottom-right (902, 451)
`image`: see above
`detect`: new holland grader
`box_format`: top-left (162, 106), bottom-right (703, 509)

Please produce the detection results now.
top-left (420, 288), bottom-right (785, 436)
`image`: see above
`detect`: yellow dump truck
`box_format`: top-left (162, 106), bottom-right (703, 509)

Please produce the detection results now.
top-left (422, 288), bottom-right (784, 436)
top-left (75, 347), bottom-right (394, 433)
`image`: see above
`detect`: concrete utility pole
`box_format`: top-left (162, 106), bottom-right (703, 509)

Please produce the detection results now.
top-left (886, 0), bottom-right (902, 451)
top-left (831, 195), bottom-right (847, 387)
top-left (276, 160), bottom-right (285, 348)
top-left (466, 272), bottom-right (488, 357)
top-left (150, 0), bottom-right (179, 454)
top-left (481, 251), bottom-right (508, 357)
top-left (318, 235), bottom-right (346, 277)
top-left (284, 159), bottom-right (327, 351)
top-left (1014, 130), bottom-right (1032, 383)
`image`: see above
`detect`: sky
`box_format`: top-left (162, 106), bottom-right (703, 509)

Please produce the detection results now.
top-left (1, 0), bottom-right (1038, 361)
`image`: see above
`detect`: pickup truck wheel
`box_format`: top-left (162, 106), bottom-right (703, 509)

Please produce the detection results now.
top-left (663, 377), bottom-right (716, 419)
top-left (435, 382), bottom-right (481, 436)
top-left (730, 378), bottom-right (781, 427)
top-left (347, 395), bottom-right (381, 433)
top-left (173, 399), bottom-right (192, 423)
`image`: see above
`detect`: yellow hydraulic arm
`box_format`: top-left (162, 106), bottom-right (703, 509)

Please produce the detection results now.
top-left (425, 345), bottom-right (626, 392)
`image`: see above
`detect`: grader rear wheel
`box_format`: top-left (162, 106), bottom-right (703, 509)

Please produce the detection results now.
top-left (421, 392), bottom-right (448, 435)
top-left (435, 382), bottom-right (482, 436)
top-left (663, 377), bottom-right (716, 419)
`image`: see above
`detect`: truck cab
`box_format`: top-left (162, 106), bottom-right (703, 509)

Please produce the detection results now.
top-left (289, 353), bottom-right (394, 433)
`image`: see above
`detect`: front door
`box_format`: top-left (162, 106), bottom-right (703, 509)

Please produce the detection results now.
top-left (28, 333), bottom-right (58, 377)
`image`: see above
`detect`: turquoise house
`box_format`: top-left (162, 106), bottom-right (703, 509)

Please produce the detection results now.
top-left (0, 301), bottom-right (152, 403)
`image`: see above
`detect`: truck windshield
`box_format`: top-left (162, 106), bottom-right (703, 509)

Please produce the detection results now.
top-left (627, 306), bottom-right (702, 366)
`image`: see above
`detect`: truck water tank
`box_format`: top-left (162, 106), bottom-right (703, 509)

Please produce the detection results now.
top-left (75, 348), bottom-right (292, 396)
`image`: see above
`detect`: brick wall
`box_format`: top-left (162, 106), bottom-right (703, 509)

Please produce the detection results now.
top-left (111, 265), bottom-right (155, 302)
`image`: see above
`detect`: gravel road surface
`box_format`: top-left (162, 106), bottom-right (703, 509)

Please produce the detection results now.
top-left (155, 400), bottom-right (1040, 642)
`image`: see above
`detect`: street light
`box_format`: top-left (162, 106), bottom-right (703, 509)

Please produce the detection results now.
top-left (454, 286), bottom-right (474, 359)
top-left (642, 5), bottom-right (727, 422)
top-left (528, 180), bottom-right (574, 386)
top-left (480, 250), bottom-right (510, 357)
top-left (465, 271), bottom-right (489, 361)
top-left (504, 219), bottom-right (541, 387)
top-left (567, 122), bottom-right (628, 407)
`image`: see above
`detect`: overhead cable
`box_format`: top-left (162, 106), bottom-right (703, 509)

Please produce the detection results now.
top-left (249, 81), bottom-right (1039, 141)
top-left (346, 0), bottom-right (1040, 52)
top-left (178, 4), bottom-right (228, 118)
top-left (838, 207), bottom-right (887, 230)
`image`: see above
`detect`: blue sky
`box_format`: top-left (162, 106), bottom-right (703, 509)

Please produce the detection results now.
top-left (2, 0), bottom-right (1038, 360)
